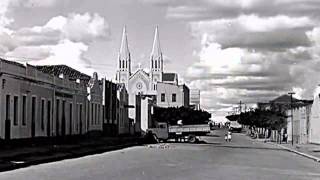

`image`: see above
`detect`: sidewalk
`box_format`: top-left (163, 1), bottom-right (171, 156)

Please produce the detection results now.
top-left (0, 135), bottom-right (144, 172)
top-left (250, 136), bottom-right (320, 162)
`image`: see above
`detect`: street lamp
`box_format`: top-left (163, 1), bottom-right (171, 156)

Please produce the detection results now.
top-left (288, 92), bottom-right (295, 146)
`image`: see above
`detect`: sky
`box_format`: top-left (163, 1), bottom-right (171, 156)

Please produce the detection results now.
top-left (1, 0), bottom-right (320, 116)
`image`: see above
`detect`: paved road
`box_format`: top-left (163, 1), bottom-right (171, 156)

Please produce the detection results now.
top-left (1, 129), bottom-right (320, 180)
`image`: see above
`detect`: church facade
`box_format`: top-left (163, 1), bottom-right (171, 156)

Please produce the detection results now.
top-left (115, 27), bottom-right (189, 120)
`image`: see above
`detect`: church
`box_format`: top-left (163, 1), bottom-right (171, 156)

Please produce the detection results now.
top-left (115, 26), bottom-right (189, 120)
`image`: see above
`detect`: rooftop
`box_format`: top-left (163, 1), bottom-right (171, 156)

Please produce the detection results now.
top-left (36, 65), bottom-right (91, 82)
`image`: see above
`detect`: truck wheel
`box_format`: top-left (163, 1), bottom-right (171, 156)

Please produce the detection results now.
top-left (188, 135), bottom-right (196, 143)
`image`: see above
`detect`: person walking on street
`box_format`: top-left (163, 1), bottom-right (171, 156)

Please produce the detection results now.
top-left (227, 131), bottom-right (232, 142)
top-left (225, 132), bottom-right (228, 142)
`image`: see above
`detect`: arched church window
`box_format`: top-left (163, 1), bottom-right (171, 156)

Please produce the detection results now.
top-left (119, 60), bottom-right (121, 69)
top-left (151, 60), bottom-right (153, 69)
top-left (122, 60), bottom-right (125, 70)
top-left (155, 60), bottom-right (157, 69)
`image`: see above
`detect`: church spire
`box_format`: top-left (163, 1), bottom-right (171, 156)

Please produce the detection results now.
top-left (151, 26), bottom-right (162, 59)
top-left (119, 26), bottom-right (130, 61)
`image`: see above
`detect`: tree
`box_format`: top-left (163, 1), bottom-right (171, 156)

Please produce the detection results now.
top-left (228, 109), bottom-right (286, 130)
top-left (152, 106), bottom-right (211, 125)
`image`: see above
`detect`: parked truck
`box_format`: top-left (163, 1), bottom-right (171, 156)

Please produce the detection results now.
top-left (147, 122), bottom-right (211, 143)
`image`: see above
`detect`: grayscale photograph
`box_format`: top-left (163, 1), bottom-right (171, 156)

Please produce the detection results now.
top-left (0, 0), bottom-right (319, 179)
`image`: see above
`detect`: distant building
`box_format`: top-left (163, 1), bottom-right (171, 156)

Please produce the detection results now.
top-left (135, 95), bottom-right (156, 134)
top-left (156, 82), bottom-right (189, 108)
top-left (258, 94), bottom-right (313, 144)
top-left (286, 103), bottom-right (312, 144)
top-left (310, 92), bottom-right (320, 144)
top-left (0, 59), bottom-right (103, 140)
top-left (190, 89), bottom-right (200, 110)
top-left (116, 83), bottom-right (130, 135)
top-left (103, 80), bottom-right (118, 136)
top-left (115, 26), bottom-right (189, 121)
top-left (102, 80), bottom-right (130, 136)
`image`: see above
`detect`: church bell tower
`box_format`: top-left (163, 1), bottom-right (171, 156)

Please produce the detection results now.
top-left (116, 26), bottom-right (131, 88)
top-left (150, 26), bottom-right (163, 91)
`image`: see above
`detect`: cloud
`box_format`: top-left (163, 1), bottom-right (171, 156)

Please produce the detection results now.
top-left (1, 11), bottom-right (110, 75)
top-left (27, 40), bottom-right (94, 75)
top-left (144, 0), bottom-right (320, 113)
top-left (190, 15), bottom-right (314, 49)
top-left (143, 0), bottom-right (320, 21)
top-left (10, 0), bottom-right (58, 8)
top-left (14, 13), bottom-right (109, 46)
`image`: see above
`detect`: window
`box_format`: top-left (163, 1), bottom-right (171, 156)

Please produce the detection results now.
top-left (41, 99), bottom-right (45, 131)
top-left (155, 60), bottom-right (157, 69)
top-left (98, 105), bottom-right (100, 124)
top-left (79, 104), bottom-right (82, 132)
top-left (161, 93), bottom-right (165, 102)
top-left (31, 97), bottom-right (37, 136)
top-left (47, 101), bottom-right (51, 136)
top-left (95, 104), bottom-right (97, 124)
top-left (22, 96), bottom-right (26, 126)
top-left (91, 103), bottom-right (94, 124)
top-left (69, 103), bottom-right (73, 134)
top-left (152, 60), bottom-right (153, 68)
top-left (6, 95), bottom-right (10, 121)
top-left (56, 99), bottom-right (60, 135)
top-left (13, 96), bottom-right (18, 125)
top-left (172, 94), bottom-right (176, 102)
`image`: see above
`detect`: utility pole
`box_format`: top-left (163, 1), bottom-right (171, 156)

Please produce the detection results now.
top-left (288, 92), bottom-right (295, 146)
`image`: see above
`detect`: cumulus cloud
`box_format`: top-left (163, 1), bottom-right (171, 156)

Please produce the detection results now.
top-left (2, 12), bottom-right (110, 75)
top-left (14, 13), bottom-right (109, 46)
top-left (143, 0), bottom-right (320, 113)
top-left (10, 0), bottom-right (58, 8)
top-left (190, 15), bottom-right (314, 49)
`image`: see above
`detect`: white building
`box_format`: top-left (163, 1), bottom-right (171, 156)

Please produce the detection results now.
top-left (156, 82), bottom-right (189, 108)
top-left (115, 26), bottom-right (188, 121)
top-left (310, 92), bottom-right (320, 144)
top-left (135, 95), bottom-right (155, 134)
top-left (0, 59), bottom-right (103, 140)
top-left (190, 89), bottom-right (200, 110)
top-left (286, 104), bottom-right (312, 144)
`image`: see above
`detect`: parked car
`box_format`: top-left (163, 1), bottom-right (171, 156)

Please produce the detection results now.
top-left (229, 121), bottom-right (242, 133)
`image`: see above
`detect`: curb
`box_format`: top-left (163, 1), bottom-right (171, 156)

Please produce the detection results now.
top-left (0, 141), bottom-right (142, 172)
top-left (268, 142), bottom-right (320, 163)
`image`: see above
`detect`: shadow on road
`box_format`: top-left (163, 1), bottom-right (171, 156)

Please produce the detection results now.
top-left (213, 145), bottom-right (285, 151)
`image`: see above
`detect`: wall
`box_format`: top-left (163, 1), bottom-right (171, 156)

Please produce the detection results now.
top-left (310, 94), bottom-right (320, 144)
top-left (156, 82), bottom-right (189, 108)
top-left (0, 60), bottom-right (103, 140)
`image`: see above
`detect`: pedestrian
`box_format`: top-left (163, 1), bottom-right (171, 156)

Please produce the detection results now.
top-left (227, 131), bottom-right (232, 142)
top-left (224, 132), bottom-right (228, 142)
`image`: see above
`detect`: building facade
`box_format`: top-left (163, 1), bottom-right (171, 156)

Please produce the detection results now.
top-left (310, 92), bottom-right (320, 144)
top-left (156, 82), bottom-right (189, 108)
top-left (102, 80), bottom-right (130, 136)
top-left (0, 59), bottom-right (103, 140)
top-left (190, 89), bottom-right (200, 110)
top-left (135, 95), bottom-right (155, 134)
top-left (286, 103), bottom-right (312, 144)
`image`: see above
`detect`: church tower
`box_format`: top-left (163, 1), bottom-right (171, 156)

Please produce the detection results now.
top-left (116, 26), bottom-right (131, 88)
top-left (150, 26), bottom-right (163, 91)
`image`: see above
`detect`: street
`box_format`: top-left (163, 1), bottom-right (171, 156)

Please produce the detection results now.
top-left (0, 129), bottom-right (320, 180)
